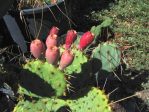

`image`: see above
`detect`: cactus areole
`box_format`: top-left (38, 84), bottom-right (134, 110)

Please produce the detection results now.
top-left (78, 31), bottom-right (95, 50)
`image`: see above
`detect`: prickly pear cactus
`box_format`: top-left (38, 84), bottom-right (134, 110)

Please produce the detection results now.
top-left (18, 60), bottom-right (67, 97)
top-left (14, 26), bottom-right (113, 112)
top-left (92, 42), bottom-right (121, 72)
top-left (13, 98), bottom-right (66, 112)
top-left (67, 87), bottom-right (111, 112)
top-left (14, 87), bottom-right (111, 112)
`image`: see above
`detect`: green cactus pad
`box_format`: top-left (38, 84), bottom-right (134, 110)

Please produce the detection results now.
top-left (66, 87), bottom-right (111, 112)
top-left (14, 87), bottom-right (111, 112)
top-left (90, 17), bottom-right (113, 44)
top-left (18, 60), bottom-right (67, 97)
top-left (92, 42), bottom-right (121, 72)
top-left (90, 25), bottom-right (102, 40)
top-left (13, 98), bottom-right (67, 112)
top-left (100, 17), bottom-right (113, 28)
top-left (13, 99), bottom-right (49, 112)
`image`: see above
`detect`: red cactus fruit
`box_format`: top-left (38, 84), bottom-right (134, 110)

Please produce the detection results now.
top-left (78, 31), bottom-right (94, 50)
top-left (46, 34), bottom-right (57, 47)
top-left (65, 29), bottom-right (77, 49)
top-left (45, 46), bottom-right (60, 65)
top-left (48, 26), bottom-right (59, 35)
top-left (59, 50), bottom-right (74, 70)
top-left (30, 39), bottom-right (45, 58)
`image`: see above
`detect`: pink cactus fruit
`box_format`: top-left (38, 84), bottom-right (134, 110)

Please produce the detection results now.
top-left (65, 29), bottom-right (77, 49)
top-left (48, 26), bottom-right (59, 35)
top-left (59, 50), bottom-right (74, 70)
top-left (78, 31), bottom-right (94, 50)
top-left (45, 46), bottom-right (60, 65)
top-left (30, 39), bottom-right (45, 58)
top-left (46, 34), bottom-right (58, 47)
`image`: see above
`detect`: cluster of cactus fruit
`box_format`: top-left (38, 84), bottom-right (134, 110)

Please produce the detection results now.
top-left (30, 26), bottom-right (94, 70)
top-left (14, 18), bottom-right (121, 112)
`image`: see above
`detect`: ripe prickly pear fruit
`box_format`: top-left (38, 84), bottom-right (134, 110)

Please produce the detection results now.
top-left (30, 39), bottom-right (45, 58)
top-left (45, 46), bottom-right (60, 65)
top-left (65, 29), bottom-right (77, 49)
top-left (48, 26), bottom-right (59, 35)
top-left (59, 50), bottom-right (74, 70)
top-left (46, 34), bottom-right (57, 47)
top-left (78, 31), bottom-right (94, 50)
